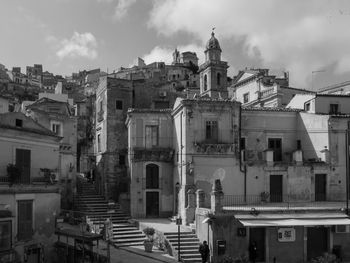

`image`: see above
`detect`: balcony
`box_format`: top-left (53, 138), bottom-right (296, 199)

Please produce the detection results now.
top-left (132, 147), bottom-right (174, 162)
top-left (222, 194), bottom-right (346, 212)
top-left (259, 87), bottom-right (277, 98)
top-left (193, 142), bottom-right (235, 154)
top-left (0, 168), bottom-right (59, 193)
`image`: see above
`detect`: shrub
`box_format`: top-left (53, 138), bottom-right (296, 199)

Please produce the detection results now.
top-left (143, 227), bottom-right (155, 241)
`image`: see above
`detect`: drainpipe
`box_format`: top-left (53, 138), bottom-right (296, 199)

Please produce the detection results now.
top-left (179, 111), bottom-right (183, 216)
top-left (346, 122), bottom-right (350, 215)
top-left (238, 105), bottom-right (247, 202)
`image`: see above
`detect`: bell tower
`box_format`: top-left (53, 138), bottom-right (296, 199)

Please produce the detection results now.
top-left (199, 31), bottom-right (228, 98)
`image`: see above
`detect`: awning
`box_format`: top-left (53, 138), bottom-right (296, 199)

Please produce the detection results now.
top-left (236, 212), bottom-right (350, 227)
top-left (238, 218), bottom-right (350, 227)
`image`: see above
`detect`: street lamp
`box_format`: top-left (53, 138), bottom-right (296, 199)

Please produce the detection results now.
top-left (176, 216), bottom-right (182, 262)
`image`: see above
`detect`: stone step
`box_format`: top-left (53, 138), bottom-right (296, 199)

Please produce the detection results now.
top-left (165, 233), bottom-right (197, 238)
top-left (164, 232), bottom-right (193, 236)
top-left (113, 229), bottom-right (142, 234)
top-left (167, 237), bottom-right (199, 242)
top-left (114, 234), bottom-right (145, 240)
top-left (173, 248), bottom-right (199, 252)
top-left (168, 241), bottom-right (199, 246)
top-left (182, 259), bottom-right (202, 263)
top-left (181, 254), bottom-right (202, 259)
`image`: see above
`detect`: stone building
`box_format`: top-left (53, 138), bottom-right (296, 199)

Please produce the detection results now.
top-left (126, 109), bottom-right (174, 218)
top-left (94, 57), bottom-right (198, 207)
top-left (230, 68), bottom-right (313, 107)
top-left (126, 32), bottom-right (350, 263)
top-left (24, 97), bottom-right (77, 208)
top-left (0, 112), bottom-right (61, 263)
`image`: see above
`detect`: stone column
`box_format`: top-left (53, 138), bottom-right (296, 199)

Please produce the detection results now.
top-left (211, 179), bottom-right (224, 213)
top-left (196, 189), bottom-right (205, 208)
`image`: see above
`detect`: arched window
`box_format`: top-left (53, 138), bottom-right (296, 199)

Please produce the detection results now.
top-left (217, 73), bottom-right (221, 86)
top-left (146, 164), bottom-right (159, 189)
top-left (204, 74), bottom-right (207, 90)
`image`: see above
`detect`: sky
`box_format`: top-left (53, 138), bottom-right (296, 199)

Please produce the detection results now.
top-left (1, 0), bottom-right (350, 90)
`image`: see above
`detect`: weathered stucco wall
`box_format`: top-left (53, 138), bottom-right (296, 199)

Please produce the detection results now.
top-left (1, 192), bottom-right (60, 262)
top-left (0, 132), bottom-right (59, 177)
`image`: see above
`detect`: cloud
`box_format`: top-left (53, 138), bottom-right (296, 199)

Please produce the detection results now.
top-left (114, 0), bottom-right (137, 20)
top-left (56, 32), bottom-right (98, 60)
top-left (96, 0), bottom-right (137, 20)
top-left (140, 44), bottom-right (204, 65)
top-left (148, 0), bottom-right (350, 88)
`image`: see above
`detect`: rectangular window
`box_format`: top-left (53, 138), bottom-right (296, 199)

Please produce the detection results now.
top-left (15, 119), bottom-right (23, 127)
top-left (205, 120), bottom-right (218, 142)
top-left (145, 126), bottom-right (159, 148)
top-left (17, 200), bottom-right (33, 241)
top-left (329, 104), bottom-right (339, 114)
top-left (116, 100), bottom-right (123, 110)
top-left (52, 123), bottom-right (61, 136)
top-left (97, 134), bottom-right (101, 152)
top-left (0, 221), bottom-right (11, 251)
top-left (243, 92), bottom-right (249, 103)
top-left (268, 138), bottom-right (282, 162)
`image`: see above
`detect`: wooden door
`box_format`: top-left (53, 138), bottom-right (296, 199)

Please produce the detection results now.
top-left (18, 200), bottom-right (33, 241)
top-left (249, 228), bottom-right (265, 262)
top-left (16, 149), bottom-right (31, 184)
top-left (307, 227), bottom-right (328, 260)
top-left (146, 192), bottom-right (159, 217)
top-left (270, 174), bottom-right (283, 202)
top-left (315, 174), bottom-right (326, 201)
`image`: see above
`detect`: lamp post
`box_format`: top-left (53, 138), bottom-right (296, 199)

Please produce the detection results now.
top-left (176, 216), bottom-right (182, 262)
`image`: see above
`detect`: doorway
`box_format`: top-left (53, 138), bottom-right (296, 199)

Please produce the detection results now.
top-left (249, 228), bottom-right (265, 262)
top-left (270, 174), bottom-right (283, 202)
top-left (146, 191), bottom-right (159, 217)
top-left (315, 174), bottom-right (326, 201)
top-left (307, 227), bottom-right (328, 260)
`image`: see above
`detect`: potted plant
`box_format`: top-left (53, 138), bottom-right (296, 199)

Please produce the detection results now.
top-left (143, 227), bottom-right (155, 252)
top-left (7, 164), bottom-right (21, 185)
top-left (260, 191), bottom-right (270, 202)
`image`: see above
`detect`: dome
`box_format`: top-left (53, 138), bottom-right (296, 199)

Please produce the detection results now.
top-left (206, 32), bottom-right (221, 51)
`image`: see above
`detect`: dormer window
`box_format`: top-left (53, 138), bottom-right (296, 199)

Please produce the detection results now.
top-left (15, 119), bottom-right (23, 127)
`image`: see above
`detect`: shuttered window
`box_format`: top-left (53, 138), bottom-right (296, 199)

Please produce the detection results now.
top-left (145, 126), bottom-right (159, 148)
top-left (17, 200), bottom-right (33, 241)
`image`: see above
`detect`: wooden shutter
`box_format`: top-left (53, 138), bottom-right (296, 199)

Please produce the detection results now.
top-left (15, 149), bottom-right (31, 184)
top-left (17, 200), bottom-right (33, 241)
top-left (135, 118), bottom-right (143, 147)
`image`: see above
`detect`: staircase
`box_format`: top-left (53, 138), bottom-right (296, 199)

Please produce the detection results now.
top-left (164, 232), bottom-right (202, 263)
top-left (75, 177), bottom-right (146, 247)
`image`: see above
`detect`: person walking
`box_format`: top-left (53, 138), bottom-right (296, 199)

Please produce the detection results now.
top-left (199, 240), bottom-right (210, 263)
